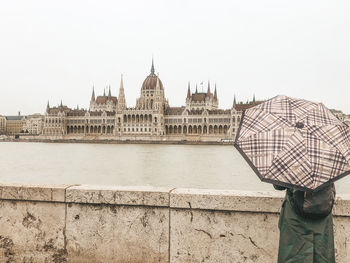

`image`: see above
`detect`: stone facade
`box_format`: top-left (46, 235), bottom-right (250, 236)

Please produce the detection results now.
top-left (23, 114), bottom-right (44, 135)
top-left (1, 183), bottom-right (350, 262)
top-left (0, 115), bottom-right (6, 134)
top-left (42, 61), bottom-right (261, 141)
top-left (5, 115), bottom-right (26, 135)
top-left (331, 109), bottom-right (346, 122)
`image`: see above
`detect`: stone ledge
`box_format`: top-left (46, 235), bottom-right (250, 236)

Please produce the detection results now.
top-left (0, 182), bottom-right (75, 202)
top-left (66, 185), bottom-right (173, 207)
top-left (0, 183), bottom-right (349, 216)
top-left (334, 194), bottom-right (350, 217)
top-left (170, 188), bottom-right (285, 213)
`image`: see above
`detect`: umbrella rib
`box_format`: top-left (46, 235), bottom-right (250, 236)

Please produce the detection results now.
top-left (303, 134), bottom-right (315, 189)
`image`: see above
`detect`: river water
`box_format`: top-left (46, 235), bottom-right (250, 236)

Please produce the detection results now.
top-left (0, 142), bottom-right (349, 193)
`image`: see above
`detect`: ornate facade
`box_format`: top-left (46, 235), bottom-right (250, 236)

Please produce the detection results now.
top-left (24, 114), bottom-right (44, 135)
top-left (42, 61), bottom-right (261, 141)
top-left (0, 115), bottom-right (6, 134)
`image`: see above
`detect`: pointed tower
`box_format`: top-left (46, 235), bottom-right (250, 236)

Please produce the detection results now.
top-left (103, 88), bottom-right (106, 97)
top-left (91, 86), bottom-right (95, 102)
top-left (46, 100), bottom-right (50, 112)
top-left (232, 95), bottom-right (237, 109)
top-left (195, 84), bottom-right (198, 94)
top-left (118, 74), bottom-right (126, 111)
top-left (187, 82), bottom-right (191, 99)
top-left (108, 86), bottom-right (112, 99)
top-left (253, 94), bottom-right (256, 103)
top-left (207, 81), bottom-right (211, 96)
top-left (151, 58), bottom-right (155, 75)
top-left (60, 100), bottom-right (63, 107)
top-left (214, 84), bottom-right (217, 100)
top-left (90, 86), bottom-right (96, 111)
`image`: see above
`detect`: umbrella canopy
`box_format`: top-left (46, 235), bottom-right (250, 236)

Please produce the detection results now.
top-left (234, 95), bottom-right (350, 192)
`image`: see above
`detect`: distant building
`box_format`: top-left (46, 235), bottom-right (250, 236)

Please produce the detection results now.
top-left (24, 114), bottom-right (44, 135)
top-left (344, 115), bottom-right (350, 126)
top-left (330, 109), bottom-right (345, 122)
top-left (0, 115), bottom-right (6, 134)
top-left (42, 60), bottom-right (262, 141)
top-left (5, 114), bottom-right (26, 135)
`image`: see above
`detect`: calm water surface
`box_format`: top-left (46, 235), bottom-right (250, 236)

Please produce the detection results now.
top-left (0, 142), bottom-right (349, 193)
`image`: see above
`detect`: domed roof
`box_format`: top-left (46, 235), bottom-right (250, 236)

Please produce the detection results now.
top-left (142, 74), bottom-right (163, 90)
top-left (141, 60), bottom-right (164, 90)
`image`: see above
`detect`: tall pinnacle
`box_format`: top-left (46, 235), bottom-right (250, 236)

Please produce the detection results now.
top-left (120, 74), bottom-right (124, 91)
top-left (118, 74), bottom-right (126, 109)
top-left (233, 95), bottom-right (237, 106)
top-left (108, 86), bottom-right (111, 97)
top-left (207, 81), bottom-right (211, 95)
top-left (187, 82), bottom-right (191, 98)
top-left (195, 84), bottom-right (198, 94)
top-left (91, 86), bottom-right (95, 101)
top-left (46, 100), bottom-right (50, 112)
top-left (151, 58), bottom-right (155, 75)
top-left (214, 84), bottom-right (217, 100)
top-left (60, 100), bottom-right (63, 107)
top-left (253, 94), bottom-right (256, 103)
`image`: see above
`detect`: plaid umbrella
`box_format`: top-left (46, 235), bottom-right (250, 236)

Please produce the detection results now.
top-left (234, 95), bottom-right (350, 192)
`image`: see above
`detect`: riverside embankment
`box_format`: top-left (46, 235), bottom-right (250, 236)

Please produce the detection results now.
top-left (1, 136), bottom-right (234, 146)
top-left (0, 183), bottom-right (349, 262)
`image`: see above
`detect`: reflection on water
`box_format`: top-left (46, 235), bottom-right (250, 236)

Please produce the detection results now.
top-left (0, 142), bottom-right (349, 193)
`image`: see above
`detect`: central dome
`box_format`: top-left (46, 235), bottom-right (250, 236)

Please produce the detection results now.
top-left (141, 60), bottom-right (164, 90)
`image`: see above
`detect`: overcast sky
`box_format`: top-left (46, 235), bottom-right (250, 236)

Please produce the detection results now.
top-left (0, 0), bottom-right (349, 115)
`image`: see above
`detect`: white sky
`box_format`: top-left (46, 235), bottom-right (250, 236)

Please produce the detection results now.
top-left (0, 0), bottom-right (349, 115)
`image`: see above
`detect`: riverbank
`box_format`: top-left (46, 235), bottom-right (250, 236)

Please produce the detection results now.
top-left (0, 182), bottom-right (349, 262)
top-left (0, 137), bottom-right (234, 146)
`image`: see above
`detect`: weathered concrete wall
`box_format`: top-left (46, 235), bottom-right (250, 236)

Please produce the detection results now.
top-left (0, 183), bottom-right (349, 262)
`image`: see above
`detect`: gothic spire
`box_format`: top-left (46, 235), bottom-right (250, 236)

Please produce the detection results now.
top-left (207, 81), bottom-right (211, 95)
top-left (195, 84), bottom-right (198, 94)
top-left (46, 100), bottom-right (50, 112)
top-left (214, 84), bottom-right (217, 100)
top-left (91, 86), bottom-right (95, 101)
top-left (103, 88), bottom-right (106, 97)
top-left (118, 74), bottom-right (126, 110)
top-left (253, 94), bottom-right (256, 103)
top-left (151, 58), bottom-right (155, 75)
top-left (108, 85), bottom-right (111, 98)
top-left (187, 82), bottom-right (191, 99)
top-left (120, 74), bottom-right (124, 91)
top-left (60, 100), bottom-right (63, 107)
top-left (233, 95), bottom-right (237, 106)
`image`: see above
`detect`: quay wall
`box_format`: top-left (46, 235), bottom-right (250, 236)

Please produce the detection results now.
top-left (0, 134), bottom-right (234, 145)
top-left (0, 183), bottom-right (349, 262)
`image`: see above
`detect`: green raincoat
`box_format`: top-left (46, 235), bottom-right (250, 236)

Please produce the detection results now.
top-left (275, 186), bottom-right (335, 263)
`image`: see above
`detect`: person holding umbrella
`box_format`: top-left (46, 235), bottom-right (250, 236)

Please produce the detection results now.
top-left (235, 95), bottom-right (350, 262)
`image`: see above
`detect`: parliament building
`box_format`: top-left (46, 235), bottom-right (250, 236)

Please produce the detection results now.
top-left (42, 61), bottom-right (260, 142)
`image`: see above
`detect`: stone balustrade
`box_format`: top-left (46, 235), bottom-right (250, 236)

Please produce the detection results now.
top-left (0, 183), bottom-right (349, 262)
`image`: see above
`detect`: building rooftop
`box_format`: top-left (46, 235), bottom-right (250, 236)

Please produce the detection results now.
top-left (5, 116), bottom-right (25, 121)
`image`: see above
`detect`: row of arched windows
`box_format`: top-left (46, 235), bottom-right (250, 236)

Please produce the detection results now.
top-left (123, 114), bottom-right (154, 123)
top-left (66, 125), bottom-right (114, 134)
top-left (165, 124), bottom-right (229, 135)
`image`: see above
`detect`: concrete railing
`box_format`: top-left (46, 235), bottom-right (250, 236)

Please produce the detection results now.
top-left (0, 183), bottom-right (349, 262)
